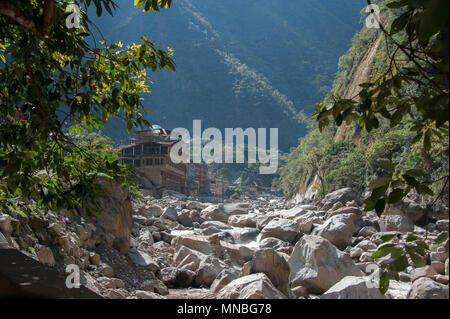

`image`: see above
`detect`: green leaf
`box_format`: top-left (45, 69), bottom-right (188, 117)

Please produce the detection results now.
top-left (369, 176), bottom-right (392, 189)
top-left (379, 271), bottom-right (390, 295)
top-left (435, 232), bottom-right (449, 245)
top-left (388, 188), bottom-right (404, 204)
top-left (379, 159), bottom-right (395, 172)
top-left (375, 198), bottom-right (386, 216)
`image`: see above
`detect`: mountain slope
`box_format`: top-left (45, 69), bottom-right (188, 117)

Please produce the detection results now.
top-left (94, 0), bottom-right (366, 149)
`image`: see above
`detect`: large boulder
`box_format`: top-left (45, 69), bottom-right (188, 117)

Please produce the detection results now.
top-left (260, 218), bottom-right (299, 243)
top-left (210, 268), bottom-right (240, 293)
top-left (172, 235), bottom-right (254, 265)
top-left (128, 248), bottom-right (159, 272)
top-left (0, 214), bottom-right (13, 235)
top-left (312, 213), bottom-right (360, 250)
top-left (250, 248), bottom-right (290, 295)
top-left (294, 211), bottom-right (323, 234)
top-left (321, 276), bottom-right (386, 299)
top-left (223, 202), bottom-right (249, 216)
top-left (383, 197), bottom-right (429, 224)
top-left (0, 231), bottom-right (9, 249)
top-left (259, 237), bottom-right (293, 255)
top-left (321, 188), bottom-right (363, 207)
top-left (161, 207), bottom-right (178, 221)
top-left (232, 228), bottom-right (259, 244)
top-left (407, 277), bottom-right (449, 299)
top-left (36, 245), bottom-right (55, 267)
top-left (195, 255), bottom-right (228, 287)
top-left (177, 209), bottom-right (202, 227)
top-left (228, 214), bottom-right (257, 228)
top-left (288, 235), bottom-right (363, 294)
top-left (378, 215), bottom-right (414, 233)
top-left (158, 267), bottom-right (196, 288)
top-left (95, 177), bottom-right (132, 254)
top-left (216, 273), bottom-right (287, 299)
top-left (200, 204), bottom-right (227, 222)
top-left (201, 203), bottom-right (249, 223)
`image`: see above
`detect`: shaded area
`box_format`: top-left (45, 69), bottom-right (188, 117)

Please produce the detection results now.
top-left (0, 249), bottom-right (101, 299)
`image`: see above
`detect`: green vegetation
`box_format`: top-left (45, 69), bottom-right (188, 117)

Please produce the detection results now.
top-left (280, 0), bottom-right (449, 294)
top-left (0, 0), bottom-right (174, 214)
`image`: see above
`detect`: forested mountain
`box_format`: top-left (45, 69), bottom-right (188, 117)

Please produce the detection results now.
top-left (279, 1), bottom-right (449, 205)
top-left (94, 0), bottom-right (365, 149)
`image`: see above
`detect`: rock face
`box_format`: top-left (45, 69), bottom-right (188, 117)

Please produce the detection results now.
top-left (311, 213), bottom-right (359, 250)
top-left (128, 248), bottom-right (159, 272)
top-left (158, 267), bottom-right (196, 288)
top-left (321, 188), bottom-right (363, 207)
top-left (195, 255), bottom-right (228, 287)
top-left (321, 276), bottom-right (385, 299)
top-left (216, 273), bottom-right (287, 299)
top-left (95, 178), bottom-right (132, 254)
top-left (0, 214), bottom-right (13, 235)
top-left (378, 215), bottom-right (414, 233)
top-left (0, 231), bottom-right (9, 249)
top-left (260, 218), bottom-right (299, 243)
top-left (250, 248), bottom-right (290, 295)
top-left (36, 245), bottom-right (55, 267)
top-left (383, 198), bottom-right (429, 224)
top-left (407, 277), bottom-right (449, 299)
top-left (210, 268), bottom-right (240, 293)
top-left (288, 235), bottom-right (363, 294)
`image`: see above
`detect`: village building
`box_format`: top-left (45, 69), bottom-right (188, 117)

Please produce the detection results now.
top-left (119, 126), bottom-right (187, 194)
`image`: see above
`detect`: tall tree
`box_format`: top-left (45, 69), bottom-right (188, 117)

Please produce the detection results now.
top-left (0, 0), bottom-right (175, 214)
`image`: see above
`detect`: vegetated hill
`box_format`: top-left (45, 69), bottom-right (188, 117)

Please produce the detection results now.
top-left (278, 3), bottom-right (449, 204)
top-left (93, 0), bottom-right (366, 150)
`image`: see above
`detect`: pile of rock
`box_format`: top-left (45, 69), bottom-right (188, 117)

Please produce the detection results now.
top-left (1, 186), bottom-right (448, 299)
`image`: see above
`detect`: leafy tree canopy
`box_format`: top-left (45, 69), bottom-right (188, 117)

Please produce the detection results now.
top-left (0, 0), bottom-right (175, 214)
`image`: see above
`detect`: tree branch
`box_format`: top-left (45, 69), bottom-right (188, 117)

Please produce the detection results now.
top-left (0, 0), bottom-right (54, 36)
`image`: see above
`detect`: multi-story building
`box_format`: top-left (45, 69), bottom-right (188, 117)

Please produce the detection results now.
top-left (119, 126), bottom-right (187, 194)
top-left (209, 173), bottom-right (223, 198)
top-left (187, 163), bottom-right (209, 195)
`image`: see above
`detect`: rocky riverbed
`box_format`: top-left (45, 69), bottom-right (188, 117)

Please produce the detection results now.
top-left (0, 184), bottom-right (449, 299)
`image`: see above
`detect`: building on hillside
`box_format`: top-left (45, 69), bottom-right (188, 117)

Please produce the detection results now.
top-left (208, 173), bottom-right (223, 198)
top-left (187, 163), bottom-right (209, 195)
top-left (119, 126), bottom-right (187, 194)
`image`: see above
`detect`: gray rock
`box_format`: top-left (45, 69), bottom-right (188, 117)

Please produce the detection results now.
top-left (158, 267), bottom-right (196, 288)
top-left (135, 290), bottom-right (165, 299)
top-left (321, 276), bottom-right (386, 299)
top-left (358, 226), bottom-right (378, 237)
top-left (161, 207), bottom-right (178, 221)
top-left (250, 248), bottom-right (290, 295)
top-left (0, 231), bottom-right (9, 249)
top-left (260, 218), bottom-right (299, 243)
top-left (228, 214), bottom-right (257, 228)
top-left (128, 248), bottom-right (159, 272)
top-left (436, 219), bottom-right (449, 232)
top-left (195, 255), bottom-right (227, 287)
top-left (378, 215), bottom-right (414, 233)
top-left (312, 213), bottom-right (360, 250)
top-left (0, 214), bottom-right (13, 235)
top-left (321, 188), bottom-right (363, 207)
top-left (288, 235), bottom-right (363, 294)
top-left (210, 268), bottom-right (239, 293)
top-left (36, 245), bottom-right (55, 267)
top-left (216, 273), bottom-right (286, 299)
top-left (95, 177), bottom-right (133, 254)
top-left (407, 277), bottom-right (449, 299)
